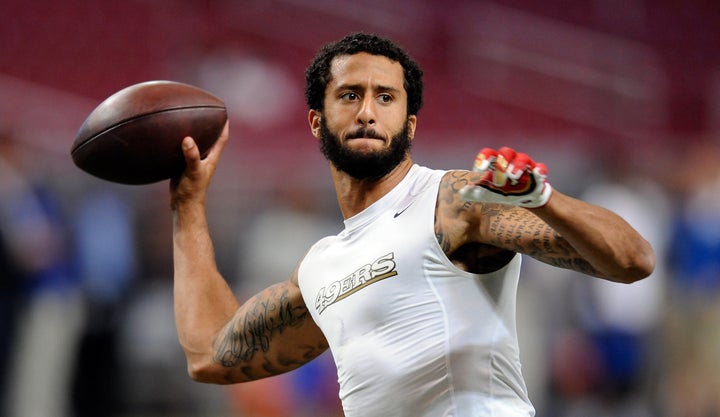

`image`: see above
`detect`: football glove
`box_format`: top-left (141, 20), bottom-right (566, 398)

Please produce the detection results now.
top-left (459, 146), bottom-right (553, 208)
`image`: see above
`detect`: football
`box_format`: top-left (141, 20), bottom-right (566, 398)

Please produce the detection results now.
top-left (71, 80), bottom-right (227, 185)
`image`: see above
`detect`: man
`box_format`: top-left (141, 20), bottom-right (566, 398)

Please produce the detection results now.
top-left (170, 33), bottom-right (654, 416)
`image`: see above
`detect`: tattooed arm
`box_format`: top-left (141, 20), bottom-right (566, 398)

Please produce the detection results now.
top-left (171, 126), bottom-right (326, 385)
top-left (173, 195), bottom-right (327, 384)
top-left (208, 273), bottom-right (328, 383)
top-left (436, 171), bottom-right (655, 283)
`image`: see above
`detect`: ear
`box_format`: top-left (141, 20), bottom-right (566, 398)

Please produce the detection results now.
top-left (407, 115), bottom-right (417, 140)
top-left (309, 109), bottom-right (322, 139)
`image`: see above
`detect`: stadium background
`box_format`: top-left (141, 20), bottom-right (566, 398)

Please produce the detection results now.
top-left (1, 1), bottom-right (719, 416)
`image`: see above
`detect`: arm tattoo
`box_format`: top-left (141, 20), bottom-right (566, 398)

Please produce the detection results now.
top-left (440, 172), bottom-right (475, 210)
top-left (439, 171), bottom-right (598, 276)
top-left (212, 285), bottom-right (309, 369)
top-left (435, 172), bottom-right (475, 253)
top-left (485, 207), bottom-right (598, 275)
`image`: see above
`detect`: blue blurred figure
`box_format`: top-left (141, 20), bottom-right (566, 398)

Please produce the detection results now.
top-left (0, 129), bottom-right (83, 417)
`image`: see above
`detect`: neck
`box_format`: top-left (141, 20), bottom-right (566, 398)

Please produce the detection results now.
top-left (331, 158), bottom-right (414, 219)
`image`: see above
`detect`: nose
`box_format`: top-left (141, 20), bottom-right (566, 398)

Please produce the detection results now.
top-left (356, 96), bottom-right (377, 126)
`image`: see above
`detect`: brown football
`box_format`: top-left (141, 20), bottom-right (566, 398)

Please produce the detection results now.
top-left (71, 80), bottom-right (227, 185)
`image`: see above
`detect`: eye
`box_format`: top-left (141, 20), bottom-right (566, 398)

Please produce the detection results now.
top-left (341, 92), bottom-right (359, 101)
top-left (378, 94), bottom-right (392, 103)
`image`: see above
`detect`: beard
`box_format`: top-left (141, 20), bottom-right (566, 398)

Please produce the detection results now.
top-left (319, 118), bottom-right (412, 181)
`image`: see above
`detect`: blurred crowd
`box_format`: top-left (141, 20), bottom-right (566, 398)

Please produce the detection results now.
top-left (1, 123), bottom-right (720, 417)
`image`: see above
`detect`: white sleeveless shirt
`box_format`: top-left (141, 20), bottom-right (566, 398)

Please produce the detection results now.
top-left (298, 165), bottom-right (535, 417)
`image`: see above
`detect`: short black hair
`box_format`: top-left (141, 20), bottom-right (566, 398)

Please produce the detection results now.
top-left (304, 32), bottom-right (424, 116)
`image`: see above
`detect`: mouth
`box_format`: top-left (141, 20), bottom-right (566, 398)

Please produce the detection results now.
top-left (344, 137), bottom-right (386, 152)
top-left (346, 136), bottom-right (384, 143)
top-left (345, 128), bottom-right (385, 142)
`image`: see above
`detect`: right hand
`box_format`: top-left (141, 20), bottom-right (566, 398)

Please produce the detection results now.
top-left (170, 121), bottom-right (229, 210)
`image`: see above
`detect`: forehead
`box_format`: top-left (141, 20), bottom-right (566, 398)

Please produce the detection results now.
top-left (328, 52), bottom-right (405, 89)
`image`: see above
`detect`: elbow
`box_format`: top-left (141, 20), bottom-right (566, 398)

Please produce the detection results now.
top-left (618, 260), bottom-right (654, 284)
top-left (613, 244), bottom-right (656, 284)
top-left (186, 358), bottom-right (233, 385)
top-left (187, 359), bottom-right (217, 384)
top-left (186, 354), bottom-right (255, 385)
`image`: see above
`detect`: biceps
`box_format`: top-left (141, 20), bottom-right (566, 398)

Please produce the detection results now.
top-left (211, 282), bottom-right (328, 382)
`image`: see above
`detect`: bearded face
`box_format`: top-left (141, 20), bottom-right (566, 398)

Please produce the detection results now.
top-left (318, 117), bottom-right (412, 181)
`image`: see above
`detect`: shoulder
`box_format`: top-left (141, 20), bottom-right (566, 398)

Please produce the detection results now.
top-left (292, 234), bottom-right (337, 287)
top-left (436, 170), bottom-right (483, 218)
top-left (438, 169), bottom-right (477, 194)
top-left (434, 170), bottom-right (484, 250)
top-left (434, 170), bottom-right (519, 272)
top-left (435, 169), bottom-right (537, 240)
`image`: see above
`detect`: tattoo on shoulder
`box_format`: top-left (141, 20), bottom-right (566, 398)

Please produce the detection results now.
top-left (212, 285), bottom-right (311, 370)
top-left (436, 171), bottom-right (489, 253)
top-left (436, 172), bottom-right (469, 251)
top-left (439, 171), bottom-right (473, 207)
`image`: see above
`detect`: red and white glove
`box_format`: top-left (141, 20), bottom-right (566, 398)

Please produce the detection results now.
top-left (459, 147), bottom-right (553, 208)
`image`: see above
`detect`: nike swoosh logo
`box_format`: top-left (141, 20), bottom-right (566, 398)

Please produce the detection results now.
top-left (393, 202), bottom-right (414, 218)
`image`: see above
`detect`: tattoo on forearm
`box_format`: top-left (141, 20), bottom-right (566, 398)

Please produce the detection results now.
top-left (438, 171), bottom-right (598, 276)
top-left (486, 208), bottom-right (596, 275)
top-left (212, 286), bottom-right (308, 369)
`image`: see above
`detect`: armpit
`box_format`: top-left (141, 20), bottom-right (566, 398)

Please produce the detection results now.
top-left (448, 242), bottom-right (516, 274)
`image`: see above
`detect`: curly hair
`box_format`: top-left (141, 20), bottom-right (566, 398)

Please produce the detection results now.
top-left (304, 32), bottom-right (424, 116)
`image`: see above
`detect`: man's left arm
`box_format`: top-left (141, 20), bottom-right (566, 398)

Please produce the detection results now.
top-left (458, 147), bottom-right (655, 283)
top-left (527, 190), bottom-right (655, 282)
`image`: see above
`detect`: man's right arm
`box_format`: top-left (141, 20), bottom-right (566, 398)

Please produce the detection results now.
top-left (171, 126), bottom-right (327, 384)
top-left (173, 200), bottom-right (328, 384)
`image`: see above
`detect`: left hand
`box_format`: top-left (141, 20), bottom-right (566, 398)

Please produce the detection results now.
top-left (459, 146), bottom-right (553, 208)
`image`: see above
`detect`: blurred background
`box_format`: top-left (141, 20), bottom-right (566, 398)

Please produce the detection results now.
top-left (1, 0), bottom-right (719, 416)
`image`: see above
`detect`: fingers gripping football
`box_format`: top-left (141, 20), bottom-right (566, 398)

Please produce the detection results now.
top-left (459, 147), bottom-right (553, 208)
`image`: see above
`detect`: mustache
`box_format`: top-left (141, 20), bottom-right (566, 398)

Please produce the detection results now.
top-left (345, 128), bottom-right (385, 140)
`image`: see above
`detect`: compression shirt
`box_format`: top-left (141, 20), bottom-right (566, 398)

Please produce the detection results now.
top-left (298, 164), bottom-right (535, 417)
